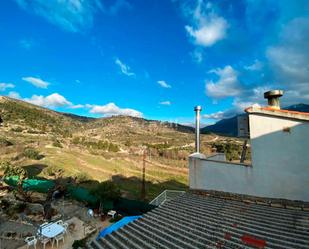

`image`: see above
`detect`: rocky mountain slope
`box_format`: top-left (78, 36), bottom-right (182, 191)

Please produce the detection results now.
top-left (0, 96), bottom-right (193, 140)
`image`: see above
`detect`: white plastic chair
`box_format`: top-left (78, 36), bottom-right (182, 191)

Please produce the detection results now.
top-left (56, 220), bottom-right (69, 235)
top-left (39, 236), bottom-right (51, 249)
top-left (62, 222), bottom-right (69, 235)
top-left (56, 220), bottom-right (63, 225)
top-left (53, 233), bottom-right (65, 247)
top-left (40, 222), bottom-right (49, 228)
top-left (25, 236), bottom-right (37, 249)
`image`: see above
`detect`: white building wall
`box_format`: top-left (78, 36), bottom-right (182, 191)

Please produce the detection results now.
top-left (248, 113), bottom-right (309, 201)
top-left (189, 113), bottom-right (309, 202)
top-left (189, 157), bottom-right (254, 194)
top-left (206, 153), bottom-right (226, 161)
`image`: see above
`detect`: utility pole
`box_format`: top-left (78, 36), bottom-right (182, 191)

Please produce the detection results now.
top-left (141, 149), bottom-right (146, 201)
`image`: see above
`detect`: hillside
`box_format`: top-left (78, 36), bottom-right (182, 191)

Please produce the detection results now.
top-left (0, 96), bottom-right (212, 200)
top-left (202, 115), bottom-right (239, 137)
top-left (0, 96), bottom-right (249, 199)
top-left (0, 96), bottom-right (82, 135)
top-left (284, 103), bottom-right (309, 112)
top-left (202, 103), bottom-right (309, 136)
top-left (0, 96), bottom-right (193, 138)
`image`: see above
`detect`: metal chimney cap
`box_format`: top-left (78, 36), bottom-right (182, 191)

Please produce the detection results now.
top-left (194, 106), bottom-right (202, 111)
top-left (264, 90), bottom-right (283, 99)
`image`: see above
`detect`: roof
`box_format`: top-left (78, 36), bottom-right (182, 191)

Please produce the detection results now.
top-left (246, 106), bottom-right (309, 121)
top-left (88, 192), bottom-right (309, 249)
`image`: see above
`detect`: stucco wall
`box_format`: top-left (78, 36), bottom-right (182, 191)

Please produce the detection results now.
top-left (249, 113), bottom-right (309, 201)
top-left (189, 113), bottom-right (309, 202)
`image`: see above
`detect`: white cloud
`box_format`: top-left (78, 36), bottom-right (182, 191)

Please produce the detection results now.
top-left (244, 60), bottom-right (263, 71)
top-left (205, 65), bottom-right (241, 98)
top-left (69, 104), bottom-right (84, 109)
top-left (15, 0), bottom-right (103, 32)
top-left (8, 91), bottom-right (21, 99)
top-left (203, 86), bottom-right (269, 120)
top-left (115, 58), bottom-right (135, 77)
top-left (9, 91), bottom-right (90, 110)
top-left (15, 0), bottom-right (131, 33)
top-left (89, 102), bottom-right (142, 117)
top-left (157, 80), bottom-right (171, 89)
top-left (203, 111), bottom-right (228, 120)
top-left (203, 18), bottom-right (309, 121)
top-left (159, 101), bottom-right (171, 105)
top-left (203, 101), bottom-right (259, 120)
top-left (24, 93), bottom-right (72, 108)
top-left (7, 92), bottom-right (141, 118)
top-left (184, 1), bottom-right (228, 47)
top-left (22, 76), bottom-right (50, 88)
top-left (267, 17), bottom-right (309, 104)
top-left (85, 104), bottom-right (94, 108)
top-left (0, 83), bottom-right (15, 91)
top-left (8, 91), bottom-right (74, 108)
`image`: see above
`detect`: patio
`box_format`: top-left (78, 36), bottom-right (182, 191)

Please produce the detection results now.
top-left (17, 217), bottom-right (103, 249)
top-left (0, 197), bottom-right (111, 249)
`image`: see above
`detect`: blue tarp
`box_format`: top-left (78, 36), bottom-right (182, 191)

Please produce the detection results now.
top-left (96, 215), bottom-right (141, 240)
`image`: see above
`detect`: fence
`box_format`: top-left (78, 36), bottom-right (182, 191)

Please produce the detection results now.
top-left (3, 176), bottom-right (155, 215)
top-left (149, 190), bottom-right (185, 206)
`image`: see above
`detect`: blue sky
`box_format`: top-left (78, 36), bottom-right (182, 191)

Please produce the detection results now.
top-left (0, 0), bottom-right (308, 124)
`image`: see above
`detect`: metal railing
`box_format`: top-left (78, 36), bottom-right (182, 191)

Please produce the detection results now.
top-left (149, 190), bottom-right (185, 206)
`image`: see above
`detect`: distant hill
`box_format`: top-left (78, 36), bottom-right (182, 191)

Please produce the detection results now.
top-left (202, 103), bottom-right (309, 136)
top-left (284, 103), bottom-right (309, 112)
top-left (201, 116), bottom-right (239, 137)
top-left (61, 112), bottom-right (96, 122)
top-left (0, 96), bottom-right (194, 141)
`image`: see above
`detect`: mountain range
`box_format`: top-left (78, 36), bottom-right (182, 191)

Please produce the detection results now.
top-left (202, 103), bottom-right (309, 136)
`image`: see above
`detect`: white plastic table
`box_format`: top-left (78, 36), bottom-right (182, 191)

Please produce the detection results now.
top-left (40, 223), bottom-right (64, 238)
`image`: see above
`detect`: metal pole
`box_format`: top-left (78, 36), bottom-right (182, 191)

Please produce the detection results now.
top-left (141, 150), bottom-right (146, 200)
top-left (194, 106), bottom-right (202, 153)
top-left (240, 140), bottom-right (248, 163)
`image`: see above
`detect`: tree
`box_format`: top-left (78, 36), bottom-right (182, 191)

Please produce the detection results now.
top-left (0, 161), bottom-right (32, 202)
top-left (90, 181), bottom-right (121, 204)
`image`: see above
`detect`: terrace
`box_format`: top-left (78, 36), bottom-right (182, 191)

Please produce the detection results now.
top-left (0, 188), bottom-right (111, 249)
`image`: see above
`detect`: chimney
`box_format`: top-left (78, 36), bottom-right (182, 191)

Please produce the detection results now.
top-left (194, 106), bottom-right (202, 153)
top-left (264, 90), bottom-right (283, 110)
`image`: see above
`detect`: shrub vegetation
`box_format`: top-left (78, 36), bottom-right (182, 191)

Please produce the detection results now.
top-left (23, 148), bottom-right (42, 160)
top-left (0, 137), bottom-right (13, 147)
top-left (90, 181), bottom-right (121, 203)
